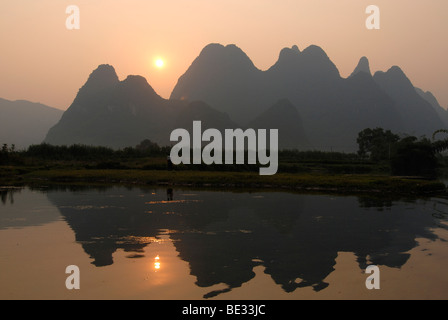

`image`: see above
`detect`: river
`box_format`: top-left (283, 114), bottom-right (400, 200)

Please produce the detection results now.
top-left (1, 185), bottom-right (447, 300)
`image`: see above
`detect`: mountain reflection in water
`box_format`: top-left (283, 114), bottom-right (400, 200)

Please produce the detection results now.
top-left (2, 185), bottom-right (447, 299)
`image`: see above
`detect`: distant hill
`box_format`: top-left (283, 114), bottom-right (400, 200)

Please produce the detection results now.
top-left (173, 100), bottom-right (238, 134)
top-left (415, 87), bottom-right (448, 128)
top-left (45, 65), bottom-right (237, 149)
top-left (171, 44), bottom-right (444, 151)
top-left (373, 67), bottom-right (444, 137)
top-left (44, 44), bottom-right (446, 152)
top-left (171, 44), bottom-right (266, 126)
top-left (248, 99), bottom-right (309, 150)
top-left (45, 65), bottom-right (177, 148)
top-left (0, 98), bottom-right (63, 149)
top-left (349, 56), bottom-right (371, 77)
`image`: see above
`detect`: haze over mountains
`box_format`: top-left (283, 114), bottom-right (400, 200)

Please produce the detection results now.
top-left (415, 87), bottom-right (448, 128)
top-left (0, 98), bottom-right (63, 149)
top-left (2, 43), bottom-right (446, 151)
top-left (171, 43), bottom-right (445, 150)
top-left (44, 64), bottom-right (239, 149)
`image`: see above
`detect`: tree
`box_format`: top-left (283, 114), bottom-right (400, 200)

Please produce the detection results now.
top-left (357, 128), bottom-right (400, 161)
top-left (136, 139), bottom-right (161, 154)
top-left (0, 144), bottom-right (10, 165)
top-left (432, 129), bottom-right (448, 154)
top-left (390, 136), bottom-right (437, 177)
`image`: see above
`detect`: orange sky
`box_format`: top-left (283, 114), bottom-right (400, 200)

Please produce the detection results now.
top-left (0, 0), bottom-right (447, 110)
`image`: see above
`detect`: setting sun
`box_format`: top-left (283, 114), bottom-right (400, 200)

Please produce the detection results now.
top-left (155, 59), bottom-right (165, 68)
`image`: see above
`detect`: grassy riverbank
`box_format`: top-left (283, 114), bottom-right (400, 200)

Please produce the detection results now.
top-left (1, 146), bottom-right (447, 195)
top-left (1, 165), bottom-right (446, 195)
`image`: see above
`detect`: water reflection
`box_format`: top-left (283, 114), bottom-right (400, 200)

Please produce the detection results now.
top-left (0, 187), bottom-right (61, 229)
top-left (36, 186), bottom-right (448, 298)
top-left (167, 188), bottom-right (173, 201)
top-left (1, 187), bottom-right (20, 205)
top-left (154, 255), bottom-right (161, 271)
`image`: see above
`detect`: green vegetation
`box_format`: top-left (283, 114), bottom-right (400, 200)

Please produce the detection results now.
top-left (390, 137), bottom-right (437, 177)
top-left (357, 128), bottom-right (399, 161)
top-left (357, 127), bottom-right (448, 178)
top-left (15, 169), bottom-right (443, 195)
top-left (1, 131), bottom-right (448, 195)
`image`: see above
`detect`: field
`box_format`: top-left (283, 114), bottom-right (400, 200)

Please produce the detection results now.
top-left (1, 157), bottom-right (446, 196)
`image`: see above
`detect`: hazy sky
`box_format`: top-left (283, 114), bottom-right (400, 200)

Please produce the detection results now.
top-left (0, 0), bottom-right (447, 110)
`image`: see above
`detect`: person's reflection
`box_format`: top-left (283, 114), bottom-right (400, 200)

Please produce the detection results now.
top-left (167, 188), bottom-right (174, 201)
top-left (1, 189), bottom-right (15, 205)
top-left (0, 190), bottom-right (7, 205)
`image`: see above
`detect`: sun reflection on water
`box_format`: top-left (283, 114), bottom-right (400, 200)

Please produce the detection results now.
top-left (154, 255), bottom-right (161, 271)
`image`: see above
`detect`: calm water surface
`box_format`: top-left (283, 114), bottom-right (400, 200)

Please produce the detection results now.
top-left (1, 185), bottom-right (447, 300)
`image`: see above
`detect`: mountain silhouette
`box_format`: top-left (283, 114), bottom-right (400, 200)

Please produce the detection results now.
top-left (350, 56), bottom-right (371, 77)
top-left (45, 65), bottom-right (176, 148)
top-left (171, 44), bottom-right (266, 126)
top-left (171, 44), bottom-right (445, 150)
top-left (373, 66), bottom-right (444, 137)
top-left (0, 98), bottom-right (63, 149)
top-left (173, 100), bottom-right (238, 133)
top-left (45, 65), bottom-right (242, 148)
top-left (44, 44), bottom-right (446, 151)
top-left (415, 87), bottom-right (448, 127)
top-left (248, 99), bottom-right (309, 150)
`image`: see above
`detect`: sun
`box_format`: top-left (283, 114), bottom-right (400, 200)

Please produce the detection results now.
top-left (155, 58), bottom-right (165, 68)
